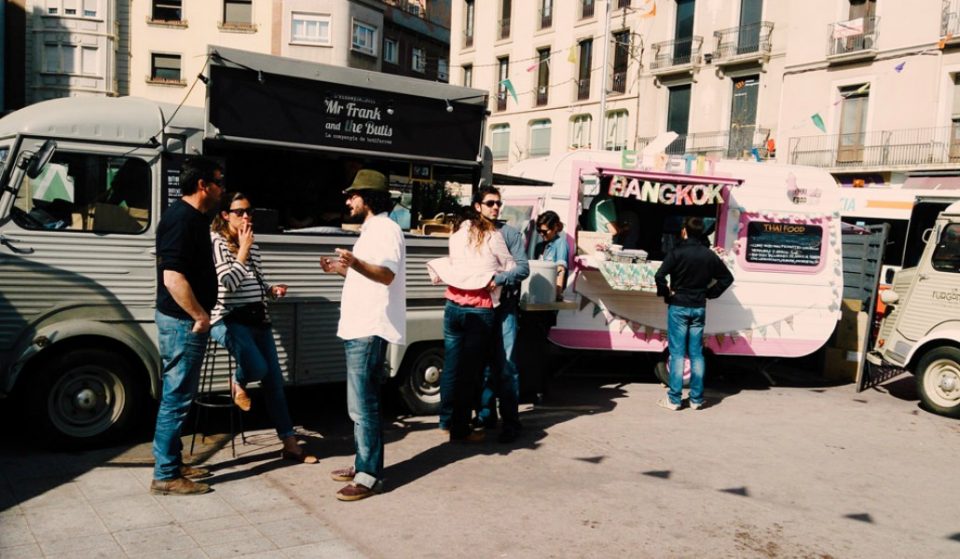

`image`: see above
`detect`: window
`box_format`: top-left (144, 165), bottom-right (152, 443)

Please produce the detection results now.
top-left (152, 0), bottom-right (182, 22)
top-left (838, 84), bottom-right (869, 163)
top-left (411, 48), bottom-right (426, 73)
top-left (464, 0), bottom-right (475, 47)
top-left (462, 64), bottom-right (473, 87)
top-left (223, 0), bottom-right (252, 25)
top-left (438, 58), bottom-right (449, 81)
top-left (82, 0), bottom-right (97, 17)
top-left (151, 53), bottom-right (182, 82)
top-left (63, 0), bottom-right (77, 15)
top-left (497, 57), bottom-right (509, 111)
top-left (618, 0), bottom-right (631, 7)
top-left (612, 30), bottom-right (630, 94)
top-left (45, 0), bottom-right (97, 17)
top-left (578, 39), bottom-right (593, 100)
top-left (745, 222), bottom-right (824, 268)
top-left (383, 38), bottom-right (398, 63)
top-left (499, 0), bottom-right (511, 39)
top-left (352, 21), bottom-right (378, 56)
top-left (932, 223), bottom-right (960, 273)
top-left (540, 0), bottom-right (553, 29)
top-left (667, 84), bottom-right (690, 152)
top-left (14, 152), bottom-right (151, 234)
top-left (81, 47), bottom-right (98, 75)
top-left (529, 120), bottom-right (552, 157)
top-left (536, 48), bottom-right (550, 106)
top-left (43, 43), bottom-right (84, 74)
top-left (570, 114), bottom-right (592, 149)
top-left (44, 44), bottom-right (60, 72)
top-left (951, 74), bottom-right (960, 161)
top-left (605, 110), bottom-right (628, 151)
top-left (490, 124), bottom-right (511, 160)
top-left (581, 0), bottom-right (595, 19)
top-left (291, 13), bottom-right (331, 44)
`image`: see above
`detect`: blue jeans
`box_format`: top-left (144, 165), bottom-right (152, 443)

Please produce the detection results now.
top-left (211, 321), bottom-right (294, 440)
top-left (344, 336), bottom-right (387, 489)
top-left (667, 305), bottom-right (706, 407)
top-left (478, 306), bottom-right (520, 430)
top-left (439, 301), bottom-right (495, 439)
top-left (153, 311), bottom-right (209, 481)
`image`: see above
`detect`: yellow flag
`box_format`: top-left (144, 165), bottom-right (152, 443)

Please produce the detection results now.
top-left (568, 45), bottom-right (577, 64)
top-left (639, 0), bottom-right (656, 18)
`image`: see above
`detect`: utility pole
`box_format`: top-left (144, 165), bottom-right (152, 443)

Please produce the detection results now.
top-left (596, 0), bottom-right (612, 150)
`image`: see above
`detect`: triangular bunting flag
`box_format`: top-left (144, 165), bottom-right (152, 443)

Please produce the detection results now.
top-left (592, 303), bottom-right (602, 318)
top-left (757, 325), bottom-right (767, 339)
top-left (744, 330), bottom-right (753, 343)
top-left (579, 296), bottom-right (591, 311)
top-left (618, 320), bottom-right (629, 333)
top-left (772, 321), bottom-right (781, 336)
top-left (785, 315), bottom-right (795, 329)
top-left (500, 78), bottom-right (518, 103)
top-left (645, 326), bottom-right (654, 339)
top-left (568, 45), bottom-right (577, 64)
top-left (638, 0), bottom-right (656, 18)
top-left (715, 334), bottom-right (725, 348)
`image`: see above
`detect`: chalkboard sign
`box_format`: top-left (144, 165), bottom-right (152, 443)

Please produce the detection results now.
top-left (746, 221), bottom-right (823, 266)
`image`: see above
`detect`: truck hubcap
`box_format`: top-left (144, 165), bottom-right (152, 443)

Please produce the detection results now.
top-left (929, 359), bottom-right (960, 404)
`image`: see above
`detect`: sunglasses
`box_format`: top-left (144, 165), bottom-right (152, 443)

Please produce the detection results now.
top-left (227, 208), bottom-right (254, 217)
top-left (206, 176), bottom-right (224, 188)
top-left (482, 200), bottom-right (503, 208)
top-left (538, 228), bottom-right (552, 235)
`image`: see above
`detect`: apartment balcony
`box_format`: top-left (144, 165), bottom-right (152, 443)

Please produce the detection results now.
top-left (650, 36), bottom-right (703, 81)
top-left (496, 92), bottom-right (507, 112)
top-left (611, 71), bottom-right (627, 94)
top-left (789, 126), bottom-right (960, 171)
top-left (941, 0), bottom-right (960, 44)
top-left (577, 78), bottom-right (591, 100)
top-left (712, 22), bottom-right (773, 69)
top-left (826, 16), bottom-right (879, 63)
top-left (539, 9), bottom-right (552, 29)
top-left (536, 86), bottom-right (549, 106)
top-left (637, 127), bottom-right (771, 159)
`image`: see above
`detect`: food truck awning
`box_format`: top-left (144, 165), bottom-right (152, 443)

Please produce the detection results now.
top-left (593, 167), bottom-right (743, 186)
top-left (205, 46), bottom-right (488, 167)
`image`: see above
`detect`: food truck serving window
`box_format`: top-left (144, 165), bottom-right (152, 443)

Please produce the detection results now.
top-left (745, 221), bottom-right (823, 267)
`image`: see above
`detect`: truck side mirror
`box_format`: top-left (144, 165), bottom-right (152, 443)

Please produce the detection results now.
top-left (24, 139), bottom-right (57, 179)
top-left (921, 227), bottom-right (934, 245)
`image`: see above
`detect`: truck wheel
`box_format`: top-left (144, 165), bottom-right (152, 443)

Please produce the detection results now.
top-left (27, 348), bottom-right (145, 447)
top-left (916, 346), bottom-right (960, 419)
top-left (398, 345), bottom-right (444, 415)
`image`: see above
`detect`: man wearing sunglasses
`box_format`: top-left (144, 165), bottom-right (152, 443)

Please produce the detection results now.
top-left (151, 156), bottom-right (224, 496)
top-left (473, 185), bottom-right (529, 443)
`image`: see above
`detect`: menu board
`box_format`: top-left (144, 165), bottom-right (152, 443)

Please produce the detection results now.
top-left (745, 221), bottom-right (823, 266)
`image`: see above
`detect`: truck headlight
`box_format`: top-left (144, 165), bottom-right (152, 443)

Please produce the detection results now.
top-left (879, 290), bottom-right (899, 305)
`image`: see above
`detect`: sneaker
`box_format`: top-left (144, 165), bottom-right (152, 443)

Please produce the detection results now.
top-left (330, 466), bottom-right (356, 482)
top-left (690, 400), bottom-right (705, 410)
top-left (336, 482), bottom-right (377, 502)
top-left (656, 397), bottom-right (681, 411)
top-left (180, 464), bottom-right (212, 480)
top-left (150, 477), bottom-right (210, 496)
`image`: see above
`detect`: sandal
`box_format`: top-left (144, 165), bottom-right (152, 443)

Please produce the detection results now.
top-left (231, 382), bottom-right (252, 412)
top-left (281, 448), bottom-right (318, 464)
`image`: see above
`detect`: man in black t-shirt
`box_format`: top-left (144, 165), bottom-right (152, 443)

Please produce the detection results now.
top-left (150, 156), bottom-right (223, 496)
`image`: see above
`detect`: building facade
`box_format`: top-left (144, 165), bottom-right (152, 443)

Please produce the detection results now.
top-left (23, 0), bottom-right (127, 104)
top-left (451, 0), bottom-right (788, 172)
top-left (380, 0), bottom-right (451, 82)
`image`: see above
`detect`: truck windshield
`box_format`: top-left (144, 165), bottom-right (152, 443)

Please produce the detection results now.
top-left (0, 146), bottom-right (9, 187)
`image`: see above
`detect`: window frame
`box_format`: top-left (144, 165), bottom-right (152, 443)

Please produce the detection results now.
top-left (151, 0), bottom-right (182, 22)
top-left (462, 64), bottom-right (473, 88)
top-left (569, 114), bottom-right (592, 149)
top-left (383, 37), bottom-right (399, 64)
top-left (490, 124), bottom-right (511, 160)
top-left (223, 0), bottom-right (253, 26)
top-left (412, 47), bottom-right (426, 73)
top-left (932, 223), bottom-right (960, 274)
top-left (528, 119), bottom-right (552, 157)
top-left (605, 109), bottom-right (629, 151)
top-left (351, 20), bottom-right (379, 56)
top-left (150, 52), bottom-right (183, 84)
top-left (290, 12), bottom-right (331, 45)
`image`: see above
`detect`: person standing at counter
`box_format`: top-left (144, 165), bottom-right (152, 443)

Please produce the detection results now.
top-left (654, 217), bottom-right (733, 411)
top-left (533, 211), bottom-right (569, 300)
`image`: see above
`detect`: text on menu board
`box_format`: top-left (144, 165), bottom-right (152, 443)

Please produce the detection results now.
top-left (323, 94), bottom-right (394, 147)
top-left (745, 221), bottom-right (823, 266)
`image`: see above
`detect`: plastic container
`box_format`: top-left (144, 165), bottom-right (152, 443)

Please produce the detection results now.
top-left (521, 260), bottom-right (559, 305)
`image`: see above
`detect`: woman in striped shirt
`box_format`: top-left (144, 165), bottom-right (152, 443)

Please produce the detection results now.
top-left (210, 192), bottom-right (317, 464)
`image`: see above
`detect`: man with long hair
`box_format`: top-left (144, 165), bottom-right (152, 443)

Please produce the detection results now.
top-left (320, 169), bottom-right (405, 501)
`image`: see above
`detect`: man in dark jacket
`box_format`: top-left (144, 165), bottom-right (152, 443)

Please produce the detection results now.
top-left (654, 216), bottom-right (733, 411)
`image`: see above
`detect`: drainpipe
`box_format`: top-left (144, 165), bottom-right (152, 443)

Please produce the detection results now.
top-left (597, 0), bottom-right (612, 150)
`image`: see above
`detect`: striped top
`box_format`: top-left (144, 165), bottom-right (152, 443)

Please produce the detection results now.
top-left (210, 232), bottom-right (271, 324)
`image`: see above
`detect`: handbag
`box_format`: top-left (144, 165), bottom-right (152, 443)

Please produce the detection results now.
top-left (225, 266), bottom-right (271, 328)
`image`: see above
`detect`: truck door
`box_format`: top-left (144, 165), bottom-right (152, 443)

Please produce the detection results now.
top-left (894, 221), bottom-right (960, 341)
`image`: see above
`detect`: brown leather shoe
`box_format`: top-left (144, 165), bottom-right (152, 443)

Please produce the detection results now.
top-left (336, 483), bottom-right (376, 502)
top-left (150, 477), bottom-right (210, 496)
top-left (330, 466), bottom-right (356, 482)
top-left (449, 430), bottom-right (485, 443)
top-left (232, 384), bottom-right (252, 412)
top-left (281, 449), bottom-right (318, 464)
top-left (180, 464), bottom-right (212, 479)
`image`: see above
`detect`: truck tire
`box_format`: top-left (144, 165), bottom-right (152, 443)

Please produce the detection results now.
top-left (916, 346), bottom-right (960, 418)
top-left (398, 345), bottom-right (444, 415)
top-left (26, 348), bottom-right (145, 448)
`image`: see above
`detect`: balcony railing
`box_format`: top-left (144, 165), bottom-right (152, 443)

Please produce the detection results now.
top-left (611, 71), bottom-right (627, 94)
top-left (650, 36), bottom-right (703, 71)
top-left (942, 0), bottom-right (960, 38)
top-left (540, 8), bottom-right (552, 29)
top-left (827, 16), bottom-right (879, 58)
top-left (713, 21), bottom-right (774, 62)
top-left (499, 17), bottom-right (511, 39)
top-left (789, 125), bottom-right (960, 169)
top-left (496, 92), bottom-right (507, 112)
top-left (637, 127), bottom-right (771, 158)
top-left (577, 78), bottom-right (591, 100)
top-left (464, 31), bottom-right (473, 48)
top-left (536, 87), bottom-right (549, 106)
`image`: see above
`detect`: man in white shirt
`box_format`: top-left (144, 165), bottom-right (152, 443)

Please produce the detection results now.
top-left (320, 169), bottom-right (406, 501)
